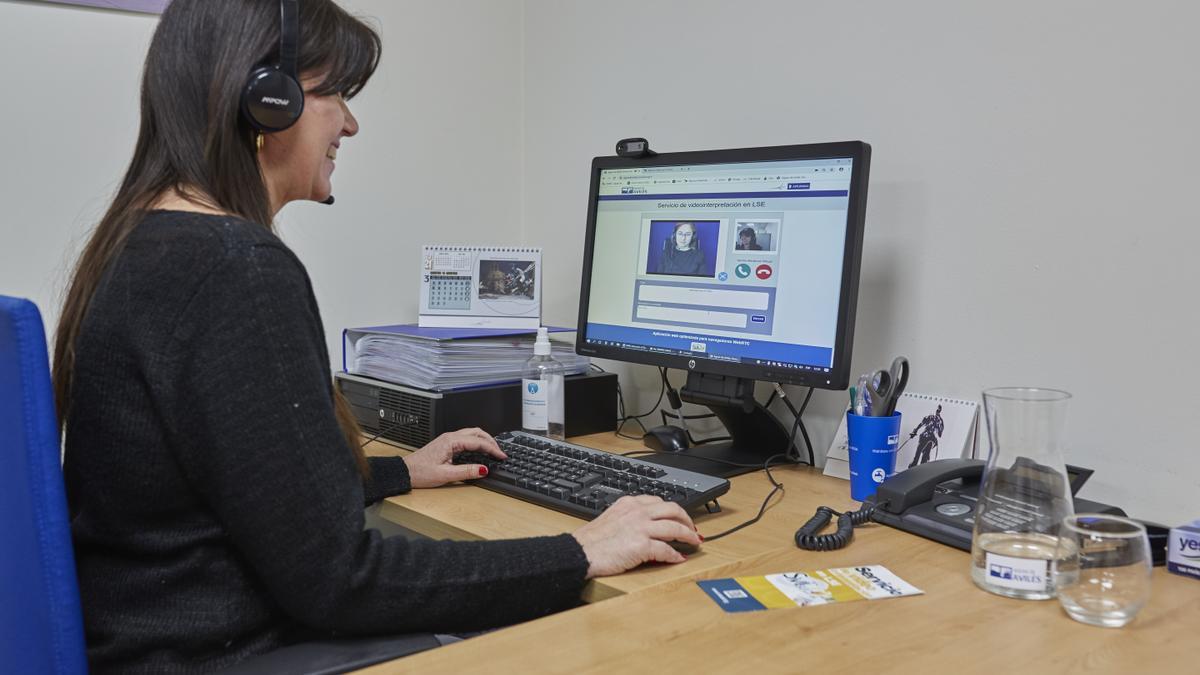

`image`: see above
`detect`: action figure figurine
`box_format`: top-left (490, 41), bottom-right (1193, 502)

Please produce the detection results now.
top-left (907, 404), bottom-right (944, 468)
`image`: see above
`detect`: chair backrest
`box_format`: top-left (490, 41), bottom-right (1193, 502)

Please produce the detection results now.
top-left (0, 295), bottom-right (88, 674)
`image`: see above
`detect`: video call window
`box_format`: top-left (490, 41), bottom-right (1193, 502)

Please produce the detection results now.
top-left (733, 219), bottom-right (779, 253)
top-left (644, 219), bottom-right (720, 278)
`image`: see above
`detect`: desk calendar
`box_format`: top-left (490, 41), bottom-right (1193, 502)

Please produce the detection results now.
top-left (419, 245), bottom-right (542, 329)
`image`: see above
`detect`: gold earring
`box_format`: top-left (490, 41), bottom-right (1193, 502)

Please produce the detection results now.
top-left (255, 133), bottom-right (264, 153)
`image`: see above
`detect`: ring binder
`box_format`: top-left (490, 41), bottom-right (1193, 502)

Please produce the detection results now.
top-left (342, 324), bottom-right (586, 390)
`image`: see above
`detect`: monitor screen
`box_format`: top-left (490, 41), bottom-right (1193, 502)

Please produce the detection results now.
top-left (576, 141), bottom-right (870, 390)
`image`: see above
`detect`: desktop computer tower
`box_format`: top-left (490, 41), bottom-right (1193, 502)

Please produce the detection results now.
top-left (335, 371), bottom-right (618, 449)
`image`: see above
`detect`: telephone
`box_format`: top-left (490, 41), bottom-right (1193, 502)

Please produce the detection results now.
top-left (862, 458), bottom-right (1125, 552)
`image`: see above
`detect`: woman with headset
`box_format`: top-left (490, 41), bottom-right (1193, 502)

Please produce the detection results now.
top-left (655, 221), bottom-right (709, 275)
top-left (56, 1), bottom-right (699, 672)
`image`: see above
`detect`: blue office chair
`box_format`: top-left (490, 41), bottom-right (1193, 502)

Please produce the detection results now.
top-left (0, 295), bottom-right (87, 674)
top-left (0, 295), bottom-right (439, 673)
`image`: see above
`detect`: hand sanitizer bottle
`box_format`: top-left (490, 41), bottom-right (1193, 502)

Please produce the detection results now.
top-left (522, 327), bottom-right (565, 439)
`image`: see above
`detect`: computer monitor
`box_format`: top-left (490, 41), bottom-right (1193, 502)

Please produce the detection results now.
top-left (575, 141), bottom-right (871, 477)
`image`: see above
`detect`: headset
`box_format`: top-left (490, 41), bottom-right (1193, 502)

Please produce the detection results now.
top-left (241, 0), bottom-right (336, 205)
top-left (240, 0), bottom-right (304, 133)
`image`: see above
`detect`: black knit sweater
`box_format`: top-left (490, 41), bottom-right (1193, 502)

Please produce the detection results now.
top-left (63, 211), bottom-right (589, 673)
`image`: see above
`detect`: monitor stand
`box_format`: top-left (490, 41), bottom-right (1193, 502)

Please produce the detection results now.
top-left (638, 372), bottom-right (793, 478)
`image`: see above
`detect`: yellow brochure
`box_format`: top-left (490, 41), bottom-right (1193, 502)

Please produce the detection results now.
top-left (697, 565), bottom-right (922, 612)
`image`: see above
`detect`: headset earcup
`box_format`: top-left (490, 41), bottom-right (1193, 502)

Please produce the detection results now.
top-left (241, 67), bottom-right (304, 133)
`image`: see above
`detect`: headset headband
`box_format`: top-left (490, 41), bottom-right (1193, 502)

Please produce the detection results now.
top-left (279, 0), bottom-right (298, 81)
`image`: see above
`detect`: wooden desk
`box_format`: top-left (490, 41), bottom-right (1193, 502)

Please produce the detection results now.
top-left (367, 432), bottom-right (1197, 672)
top-left (372, 432), bottom-right (860, 603)
top-left (361, 539), bottom-right (1194, 674)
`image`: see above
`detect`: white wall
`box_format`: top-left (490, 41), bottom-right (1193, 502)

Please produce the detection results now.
top-left (520, 0), bottom-right (1200, 525)
top-left (3, 0), bottom-right (1196, 525)
top-left (279, 0), bottom-right (524, 360)
top-left (0, 0), bottom-right (158, 322)
top-left (0, 0), bottom-right (524, 367)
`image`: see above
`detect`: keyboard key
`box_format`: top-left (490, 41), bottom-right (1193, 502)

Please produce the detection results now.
top-left (491, 469), bottom-right (520, 484)
top-left (552, 478), bottom-right (582, 491)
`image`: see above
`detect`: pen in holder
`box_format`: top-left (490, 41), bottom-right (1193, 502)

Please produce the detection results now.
top-left (846, 411), bottom-right (902, 501)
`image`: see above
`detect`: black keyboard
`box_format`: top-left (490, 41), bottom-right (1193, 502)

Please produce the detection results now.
top-left (452, 431), bottom-right (730, 520)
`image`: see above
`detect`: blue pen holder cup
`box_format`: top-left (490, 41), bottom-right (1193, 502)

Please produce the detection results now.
top-left (846, 411), bottom-right (902, 502)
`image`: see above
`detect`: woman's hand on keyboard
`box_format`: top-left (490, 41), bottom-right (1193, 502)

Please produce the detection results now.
top-left (403, 428), bottom-right (507, 489)
top-left (571, 495), bottom-right (701, 578)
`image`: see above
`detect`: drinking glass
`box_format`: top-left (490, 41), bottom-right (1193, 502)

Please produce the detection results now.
top-left (1053, 514), bottom-right (1152, 628)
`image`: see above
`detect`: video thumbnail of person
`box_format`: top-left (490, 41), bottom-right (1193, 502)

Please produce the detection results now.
top-left (644, 219), bottom-right (720, 278)
top-left (733, 219), bottom-right (779, 253)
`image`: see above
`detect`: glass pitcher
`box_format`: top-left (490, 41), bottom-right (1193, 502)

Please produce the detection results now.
top-left (970, 388), bottom-right (1074, 600)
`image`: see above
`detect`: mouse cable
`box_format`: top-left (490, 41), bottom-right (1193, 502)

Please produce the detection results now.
top-left (667, 407), bottom-right (810, 542)
top-left (615, 402), bottom-right (810, 540)
top-left (695, 452), bottom-right (793, 542)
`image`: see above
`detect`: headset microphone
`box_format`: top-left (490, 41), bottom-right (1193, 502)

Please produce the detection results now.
top-left (321, 196), bottom-right (335, 205)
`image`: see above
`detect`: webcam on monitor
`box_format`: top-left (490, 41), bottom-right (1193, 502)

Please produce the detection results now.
top-left (615, 137), bottom-right (657, 158)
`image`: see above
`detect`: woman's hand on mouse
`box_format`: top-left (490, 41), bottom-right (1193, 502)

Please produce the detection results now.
top-left (571, 495), bottom-right (701, 578)
top-left (402, 428), bottom-right (506, 489)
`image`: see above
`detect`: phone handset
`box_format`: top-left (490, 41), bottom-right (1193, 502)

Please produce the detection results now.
top-left (868, 458), bottom-right (984, 514)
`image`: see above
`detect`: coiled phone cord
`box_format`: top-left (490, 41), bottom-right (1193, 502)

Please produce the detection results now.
top-left (793, 502), bottom-right (881, 551)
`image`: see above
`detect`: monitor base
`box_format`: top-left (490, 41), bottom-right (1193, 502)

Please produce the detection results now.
top-left (638, 373), bottom-right (796, 478)
top-left (638, 442), bottom-right (785, 479)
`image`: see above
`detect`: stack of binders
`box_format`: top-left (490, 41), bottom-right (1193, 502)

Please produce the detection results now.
top-left (342, 324), bottom-right (589, 391)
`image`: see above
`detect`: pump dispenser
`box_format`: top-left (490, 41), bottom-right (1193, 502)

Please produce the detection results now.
top-left (521, 328), bottom-right (565, 439)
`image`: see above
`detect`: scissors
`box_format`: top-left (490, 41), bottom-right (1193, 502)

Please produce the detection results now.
top-left (864, 356), bottom-right (909, 416)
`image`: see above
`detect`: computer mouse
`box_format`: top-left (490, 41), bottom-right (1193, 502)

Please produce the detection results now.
top-left (642, 425), bottom-right (690, 453)
top-left (668, 538), bottom-right (700, 555)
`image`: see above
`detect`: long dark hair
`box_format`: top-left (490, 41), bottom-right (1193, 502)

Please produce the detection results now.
top-left (54, 0), bottom-right (381, 473)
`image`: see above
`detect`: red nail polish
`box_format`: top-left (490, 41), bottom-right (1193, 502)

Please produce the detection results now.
top-left (699, 534), bottom-right (705, 542)
top-left (479, 466), bottom-right (488, 477)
